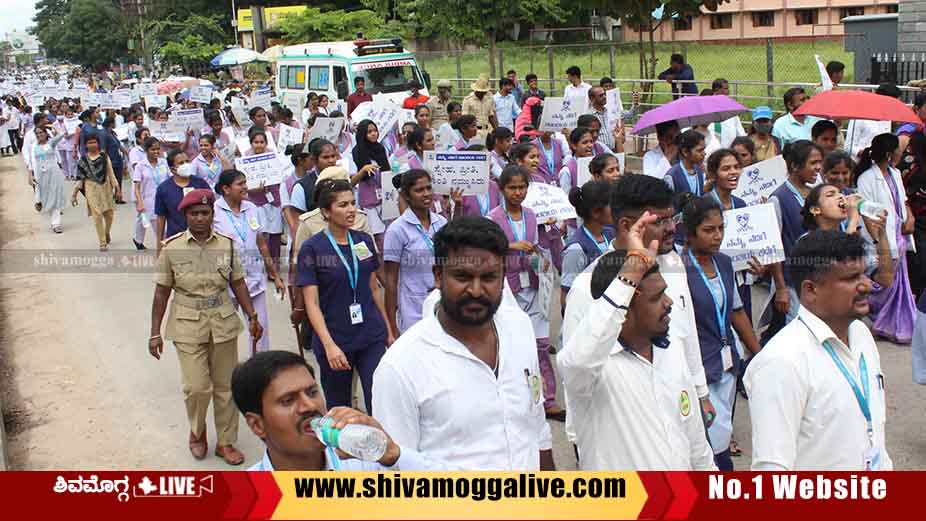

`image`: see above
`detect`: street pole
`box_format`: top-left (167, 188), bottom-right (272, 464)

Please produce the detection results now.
top-left (231, 0), bottom-right (239, 46)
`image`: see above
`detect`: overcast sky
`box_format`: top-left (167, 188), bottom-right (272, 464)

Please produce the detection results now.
top-left (0, 0), bottom-right (38, 38)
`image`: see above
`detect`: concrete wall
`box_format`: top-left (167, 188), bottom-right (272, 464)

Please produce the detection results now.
top-left (898, 0), bottom-right (926, 53)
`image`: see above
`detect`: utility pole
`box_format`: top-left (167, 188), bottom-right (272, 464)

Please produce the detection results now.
top-left (119, 0), bottom-right (151, 76)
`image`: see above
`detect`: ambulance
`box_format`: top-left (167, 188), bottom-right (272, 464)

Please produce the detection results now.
top-left (275, 37), bottom-right (430, 116)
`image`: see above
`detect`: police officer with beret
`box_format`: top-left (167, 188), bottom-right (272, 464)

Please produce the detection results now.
top-left (149, 188), bottom-right (263, 465)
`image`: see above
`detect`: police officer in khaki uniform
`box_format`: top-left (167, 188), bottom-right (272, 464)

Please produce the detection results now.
top-left (462, 74), bottom-right (498, 140)
top-left (149, 188), bottom-right (263, 466)
top-left (426, 80), bottom-right (454, 128)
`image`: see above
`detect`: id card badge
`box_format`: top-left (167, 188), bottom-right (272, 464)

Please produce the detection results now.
top-left (266, 191), bottom-right (275, 203)
top-left (376, 188), bottom-right (383, 200)
top-left (864, 445), bottom-right (882, 470)
top-left (721, 344), bottom-right (734, 371)
top-left (349, 303), bottom-right (364, 325)
top-left (248, 216), bottom-right (260, 231)
top-left (353, 242), bottom-right (373, 261)
top-left (182, 186), bottom-right (194, 197)
top-left (519, 270), bottom-right (531, 289)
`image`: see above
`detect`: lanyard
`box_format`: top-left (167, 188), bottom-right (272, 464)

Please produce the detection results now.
top-left (477, 193), bottom-right (490, 216)
top-left (222, 208), bottom-right (248, 244)
top-left (686, 249), bottom-right (729, 344)
top-left (785, 180), bottom-right (806, 206)
top-left (325, 229), bottom-right (359, 303)
top-left (710, 189), bottom-right (737, 210)
top-left (414, 223), bottom-right (434, 253)
top-left (541, 141), bottom-right (555, 175)
top-left (680, 162), bottom-right (702, 196)
top-left (203, 156), bottom-right (220, 182)
top-left (149, 161), bottom-right (165, 185)
top-left (582, 225), bottom-right (608, 253)
top-left (506, 210), bottom-right (526, 241)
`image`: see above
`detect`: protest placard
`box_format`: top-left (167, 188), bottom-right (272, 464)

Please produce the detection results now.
top-left (424, 151), bottom-right (491, 195)
top-left (399, 109), bottom-right (416, 126)
top-left (815, 55), bottom-right (833, 92)
top-left (169, 108), bottom-right (204, 132)
top-left (576, 156), bottom-right (593, 187)
top-left (149, 120), bottom-right (185, 142)
top-left (26, 95), bottom-right (44, 108)
top-left (305, 117), bottom-right (345, 146)
top-left (41, 86), bottom-right (64, 99)
top-left (82, 92), bottom-right (103, 107)
top-left (732, 155), bottom-right (787, 206)
top-left (605, 89), bottom-right (624, 132)
top-left (189, 85), bottom-right (213, 105)
top-left (63, 117), bottom-right (81, 134)
top-left (250, 90), bottom-right (272, 111)
top-left (381, 171), bottom-right (401, 221)
top-left (720, 203), bottom-right (786, 271)
top-left (351, 100), bottom-right (401, 142)
top-left (522, 182), bottom-right (577, 221)
top-left (135, 83), bottom-right (157, 97)
top-left (276, 123), bottom-right (304, 154)
top-left (281, 92), bottom-right (306, 117)
top-left (144, 94), bottom-right (166, 110)
top-left (68, 86), bottom-right (90, 99)
top-left (235, 152), bottom-right (284, 187)
top-left (102, 90), bottom-right (132, 109)
top-left (538, 96), bottom-right (588, 132)
top-left (115, 125), bottom-right (130, 141)
top-left (434, 124), bottom-right (458, 151)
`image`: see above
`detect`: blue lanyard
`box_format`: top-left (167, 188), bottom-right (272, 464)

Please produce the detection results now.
top-left (582, 225), bottom-right (608, 253)
top-left (785, 180), bottom-right (806, 206)
top-left (686, 249), bottom-right (729, 344)
top-left (840, 220), bottom-right (848, 232)
top-left (325, 229), bottom-right (359, 302)
top-left (506, 211), bottom-right (526, 241)
top-left (414, 223), bottom-right (434, 252)
top-left (203, 156), bottom-right (220, 182)
top-left (148, 161), bottom-right (165, 185)
top-left (222, 207), bottom-right (248, 244)
top-left (541, 141), bottom-right (555, 175)
top-left (680, 162), bottom-right (702, 196)
top-left (477, 193), bottom-right (490, 216)
top-left (710, 189), bottom-right (737, 210)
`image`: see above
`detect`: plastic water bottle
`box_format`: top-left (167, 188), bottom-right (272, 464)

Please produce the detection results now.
top-left (858, 200), bottom-right (890, 221)
top-left (310, 417), bottom-right (388, 462)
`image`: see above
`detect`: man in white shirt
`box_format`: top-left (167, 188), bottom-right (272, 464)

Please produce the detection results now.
top-left (745, 230), bottom-right (892, 470)
top-left (373, 217), bottom-right (554, 470)
top-left (563, 65), bottom-right (592, 100)
top-left (642, 120), bottom-right (679, 178)
top-left (709, 79), bottom-right (746, 148)
top-left (492, 78), bottom-right (521, 130)
top-left (559, 222), bottom-right (716, 470)
top-left (231, 351), bottom-right (436, 471)
top-left (562, 174), bottom-right (712, 460)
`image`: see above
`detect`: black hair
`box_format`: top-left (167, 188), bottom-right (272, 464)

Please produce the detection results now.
top-left (401, 121), bottom-right (419, 134)
top-left (464, 144), bottom-right (487, 151)
top-left (280, 107), bottom-right (294, 120)
top-left (499, 78), bottom-right (513, 88)
top-left (591, 249), bottom-right (660, 299)
top-left (328, 110), bottom-right (345, 118)
top-left (400, 168), bottom-right (431, 195)
top-left (247, 106), bottom-right (265, 120)
top-left (823, 149), bottom-right (856, 174)
top-left (566, 65), bottom-right (581, 77)
top-left (453, 114), bottom-right (477, 132)
top-left (214, 169), bottom-right (247, 195)
top-left (134, 126), bottom-right (149, 141)
top-left (433, 217), bottom-right (509, 267)
top-left (407, 127), bottom-right (432, 154)
top-left (207, 111), bottom-right (223, 126)
top-left (231, 350), bottom-right (315, 416)
top-left (498, 164), bottom-right (531, 189)
top-left (509, 142), bottom-right (537, 163)
top-left (800, 183), bottom-right (839, 231)
top-left (286, 144), bottom-right (311, 165)
top-left (308, 138), bottom-right (336, 159)
top-left (787, 230), bottom-right (866, 292)
top-left (783, 140), bottom-right (823, 174)
top-left (525, 73), bottom-right (538, 83)
top-left (600, 77), bottom-right (614, 86)
top-left (199, 133), bottom-right (216, 146)
top-left (875, 82), bottom-right (901, 99)
top-left (166, 148), bottom-right (185, 168)
top-left (655, 120), bottom-right (679, 140)
top-left (811, 119), bottom-right (838, 140)
top-left (699, 89), bottom-right (714, 97)
top-left (142, 136), bottom-right (160, 151)
top-left (576, 114), bottom-right (600, 129)
top-left (248, 127), bottom-right (267, 145)
top-left (706, 148), bottom-right (739, 176)
top-left (447, 101), bottom-right (462, 114)
top-left (711, 78), bottom-right (728, 91)
top-left (682, 195), bottom-right (723, 239)
top-left (670, 53), bottom-right (685, 65)
top-left (413, 104), bottom-right (430, 117)
top-left (353, 76), bottom-right (364, 85)
top-left (674, 129), bottom-right (705, 154)
top-left (783, 87), bottom-right (806, 111)
top-left (316, 179), bottom-right (353, 210)
top-left (826, 61), bottom-right (845, 75)
top-left (506, 69), bottom-right (516, 76)
top-left (486, 127), bottom-right (513, 151)
top-left (609, 173), bottom-right (674, 224)
top-left (854, 132), bottom-right (899, 183)
top-left (569, 180), bottom-right (612, 220)
top-left (589, 153), bottom-right (618, 177)
top-left (730, 136), bottom-right (755, 157)
top-left (569, 126), bottom-right (594, 145)
top-left (102, 117), bottom-right (116, 129)
top-left (914, 92), bottom-right (926, 109)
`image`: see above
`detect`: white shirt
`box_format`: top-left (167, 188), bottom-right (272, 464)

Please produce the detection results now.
top-left (744, 306), bottom-right (892, 470)
top-left (492, 92), bottom-right (520, 130)
top-left (248, 446), bottom-right (437, 471)
top-left (642, 147), bottom-right (672, 178)
top-left (21, 128), bottom-right (37, 171)
top-left (372, 307), bottom-right (553, 470)
top-left (563, 82), bottom-right (592, 100)
top-left (709, 116), bottom-right (746, 149)
top-left (558, 278), bottom-right (716, 470)
top-left (561, 248), bottom-right (708, 444)
top-left (856, 163), bottom-right (910, 258)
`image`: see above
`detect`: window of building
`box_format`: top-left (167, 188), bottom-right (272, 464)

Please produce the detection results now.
top-left (710, 13), bottom-right (733, 30)
top-left (840, 7), bottom-right (865, 19)
top-left (308, 65), bottom-right (328, 91)
top-left (752, 11), bottom-right (775, 27)
top-left (795, 9), bottom-right (818, 26)
top-left (674, 15), bottom-right (693, 31)
top-left (885, 5), bottom-right (899, 13)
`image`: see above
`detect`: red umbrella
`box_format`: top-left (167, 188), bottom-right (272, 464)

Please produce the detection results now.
top-left (794, 90), bottom-right (920, 124)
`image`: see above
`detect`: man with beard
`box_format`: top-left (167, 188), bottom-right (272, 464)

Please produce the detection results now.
top-left (233, 351), bottom-right (435, 471)
top-left (373, 217), bottom-right (554, 470)
top-left (559, 217), bottom-right (716, 470)
top-left (745, 231), bottom-right (892, 470)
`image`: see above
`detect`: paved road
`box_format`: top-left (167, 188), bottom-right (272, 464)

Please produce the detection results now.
top-left (0, 154), bottom-right (923, 470)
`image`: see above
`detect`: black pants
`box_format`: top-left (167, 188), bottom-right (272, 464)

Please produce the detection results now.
top-left (315, 341), bottom-right (386, 413)
top-left (6, 130), bottom-right (19, 154)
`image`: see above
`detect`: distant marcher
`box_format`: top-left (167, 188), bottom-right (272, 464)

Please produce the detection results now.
top-left (72, 134), bottom-right (120, 251)
top-left (658, 54), bottom-right (697, 100)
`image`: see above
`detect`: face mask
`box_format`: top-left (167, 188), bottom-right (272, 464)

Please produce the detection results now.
top-left (755, 122), bottom-right (772, 134)
top-left (177, 163), bottom-right (193, 178)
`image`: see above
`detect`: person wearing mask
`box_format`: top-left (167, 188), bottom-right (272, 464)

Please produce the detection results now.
top-left (155, 149), bottom-right (211, 254)
top-left (745, 230), bottom-right (892, 470)
top-left (493, 78), bottom-right (521, 131)
top-left (233, 351), bottom-right (436, 471)
top-left (822, 150), bottom-right (856, 195)
top-left (563, 66), bottom-right (592, 99)
top-left (149, 188), bottom-right (262, 466)
top-left (374, 217), bottom-right (555, 470)
top-left (730, 136), bottom-right (756, 168)
top-left (772, 88), bottom-right (823, 147)
top-left (658, 54), bottom-right (698, 100)
top-left (562, 180), bottom-right (614, 303)
top-left (346, 77), bottom-right (373, 118)
top-left (383, 169), bottom-right (449, 336)
top-left (643, 120), bottom-right (680, 179)
top-left (812, 120), bottom-right (839, 158)
top-left (681, 196), bottom-right (761, 470)
top-left (490, 165), bottom-right (566, 421)
top-left (297, 179), bottom-right (393, 410)
top-left (462, 75), bottom-right (498, 139)
top-left (402, 80), bottom-right (429, 110)
top-left (71, 134), bottom-right (121, 251)
top-left (559, 226), bottom-right (716, 470)
top-left (855, 133), bottom-right (916, 344)
top-left (213, 170), bottom-right (284, 354)
top-left (29, 124), bottom-right (73, 233)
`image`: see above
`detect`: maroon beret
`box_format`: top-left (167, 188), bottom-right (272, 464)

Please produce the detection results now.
top-left (177, 188), bottom-right (216, 212)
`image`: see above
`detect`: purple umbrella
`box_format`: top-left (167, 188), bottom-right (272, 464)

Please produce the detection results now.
top-left (632, 95), bottom-right (748, 135)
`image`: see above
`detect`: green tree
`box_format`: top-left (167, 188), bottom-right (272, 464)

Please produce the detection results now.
top-left (31, 0), bottom-right (72, 61)
top-left (44, 0), bottom-right (130, 68)
top-left (143, 13), bottom-right (229, 71)
top-left (277, 7), bottom-right (394, 44)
